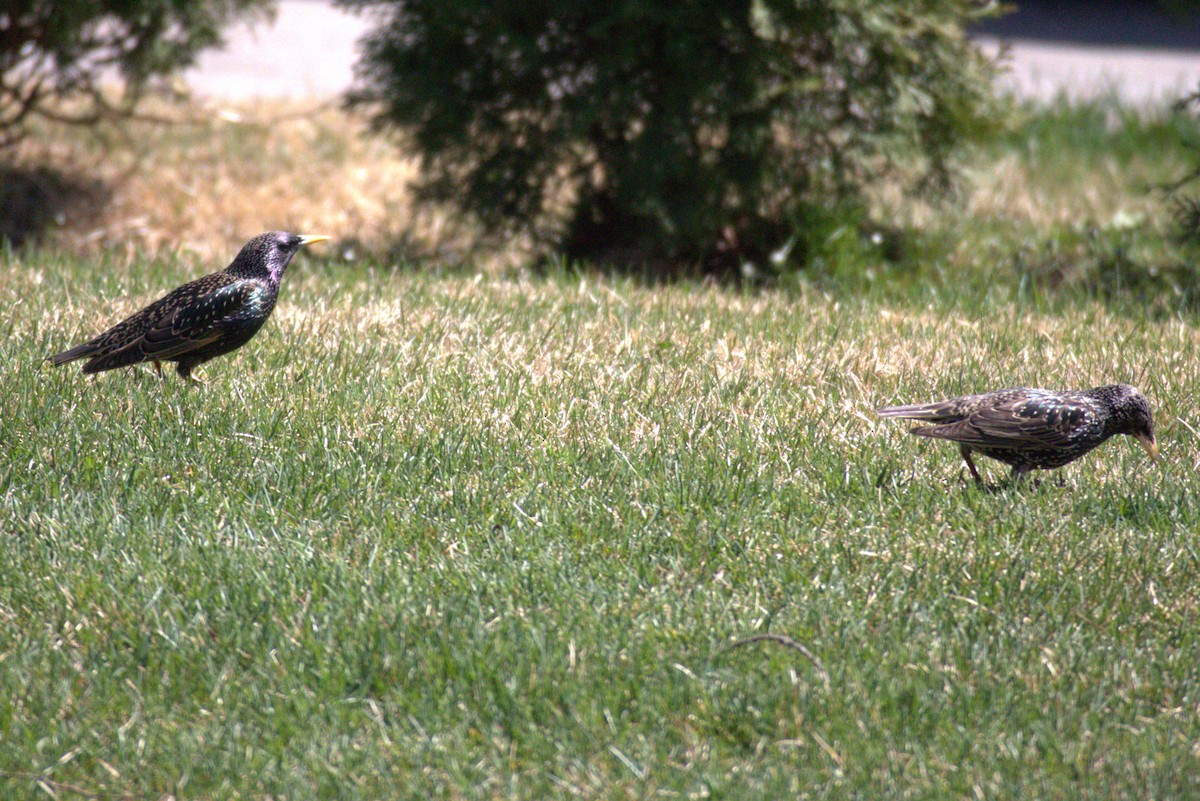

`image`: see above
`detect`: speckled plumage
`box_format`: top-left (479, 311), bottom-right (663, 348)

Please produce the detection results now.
top-left (876, 384), bottom-right (1158, 483)
top-left (49, 232), bottom-right (330, 381)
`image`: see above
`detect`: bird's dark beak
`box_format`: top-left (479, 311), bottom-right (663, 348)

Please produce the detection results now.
top-left (1135, 431), bottom-right (1159, 462)
top-left (298, 235), bottom-right (332, 247)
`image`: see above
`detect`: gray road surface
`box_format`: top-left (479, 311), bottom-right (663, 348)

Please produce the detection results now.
top-left (185, 1), bottom-right (1200, 106)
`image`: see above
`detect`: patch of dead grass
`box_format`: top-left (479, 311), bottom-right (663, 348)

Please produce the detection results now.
top-left (6, 97), bottom-right (484, 263)
top-left (268, 274), bottom-right (1199, 477)
top-left (8, 95), bottom-right (1184, 275)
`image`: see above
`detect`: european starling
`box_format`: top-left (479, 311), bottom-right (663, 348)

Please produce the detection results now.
top-left (876, 384), bottom-right (1158, 484)
top-left (49, 231), bottom-right (330, 382)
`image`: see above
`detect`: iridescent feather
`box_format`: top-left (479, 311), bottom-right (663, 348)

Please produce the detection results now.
top-left (49, 231), bottom-right (329, 382)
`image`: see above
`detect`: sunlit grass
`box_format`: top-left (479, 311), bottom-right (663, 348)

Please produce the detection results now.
top-left (2, 245), bottom-right (1199, 798)
top-left (2, 96), bottom-right (1200, 799)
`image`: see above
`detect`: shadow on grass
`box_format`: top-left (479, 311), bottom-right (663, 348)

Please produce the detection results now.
top-left (0, 165), bottom-right (107, 249)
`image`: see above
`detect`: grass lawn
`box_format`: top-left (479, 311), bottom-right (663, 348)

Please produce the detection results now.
top-left (2, 99), bottom-right (1200, 798)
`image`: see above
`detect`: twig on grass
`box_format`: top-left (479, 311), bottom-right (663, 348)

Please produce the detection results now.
top-left (728, 633), bottom-right (830, 690)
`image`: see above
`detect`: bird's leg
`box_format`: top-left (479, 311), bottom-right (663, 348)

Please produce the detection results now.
top-left (152, 359), bottom-right (164, 379)
top-left (176, 362), bottom-right (204, 386)
top-left (1009, 466), bottom-right (1032, 486)
top-left (960, 445), bottom-right (983, 485)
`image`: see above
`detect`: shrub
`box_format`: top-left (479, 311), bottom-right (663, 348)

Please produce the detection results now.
top-left (341, 0), bottom-right (1004, 272)
top-left (0, 0), bottom-right (274, 148)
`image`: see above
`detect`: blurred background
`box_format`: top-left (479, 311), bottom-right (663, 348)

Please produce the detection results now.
top-left (5, 0), bottom-right (1200, 286)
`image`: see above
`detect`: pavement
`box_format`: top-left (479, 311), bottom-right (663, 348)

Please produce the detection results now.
top-left (185, 0), bottom-right (367, 100)
top-left (973, 0), bottom-right (1200, 105)
top-left (185, 0), bottom-right (1200, 106)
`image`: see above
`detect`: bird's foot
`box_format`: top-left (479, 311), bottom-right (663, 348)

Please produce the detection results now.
top-left (959, 468), bottom-right (986, 488)
top-left (176, 363), bottom-right (203, 386)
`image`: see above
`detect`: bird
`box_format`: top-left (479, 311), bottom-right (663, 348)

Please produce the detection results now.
top-left (876, 384), bottom-right (1158, 484)
top-left (48, 231), bottom-right (330, 382)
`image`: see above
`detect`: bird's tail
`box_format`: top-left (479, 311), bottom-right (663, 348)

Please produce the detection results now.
top-left (47, 341), bottom-right (98, 367)
top-left (79, 346), bottom-right (146, 374)
top-left (875, 401), bottom-right (958, 421)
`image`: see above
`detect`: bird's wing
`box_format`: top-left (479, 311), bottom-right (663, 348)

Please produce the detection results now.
top-left (875, 396), bottom-right (983, 422)
top-left (79, 279), bottom-right (259, 372)
top-left (136, 280), bottom-right (261, 360)
top-left (913, 394), bottom-right (1096, 451)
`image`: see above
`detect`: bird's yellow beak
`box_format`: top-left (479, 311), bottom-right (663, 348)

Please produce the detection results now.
top-left (1135, 432), bottom-right (1159, 462)
top-left (298, 235), bottom-right (332, 247)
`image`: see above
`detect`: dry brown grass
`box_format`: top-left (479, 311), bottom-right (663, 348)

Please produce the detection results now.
top-left (8, 95), bottom-right (1178, 269)
top-left (7, 90), bottom-right (1190, 309)
top-left (7, 97), bottom-right (477, 263)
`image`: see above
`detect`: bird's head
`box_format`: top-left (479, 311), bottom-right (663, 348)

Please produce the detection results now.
top-left (226, 231), bottom-right (332, 282)
top-left (1100, 384), bottom-right (1158, 462)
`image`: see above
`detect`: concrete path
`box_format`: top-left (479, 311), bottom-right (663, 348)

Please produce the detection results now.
top-left (185, 0), bottom-right (1200, 107)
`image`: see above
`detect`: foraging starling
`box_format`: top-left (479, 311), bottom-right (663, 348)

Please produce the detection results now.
top-left (876, 384), bottom-right (1158, 483)
top-left (49, 231), bottom-right (330, 382)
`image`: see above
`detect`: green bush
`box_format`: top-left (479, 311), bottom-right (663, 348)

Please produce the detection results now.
top-left (1169, 84), bottom-right (1200, 248)
top-left (0, 0), bottom-right (274, 147)
top-left (341, 0), bottom-right (1004, 272)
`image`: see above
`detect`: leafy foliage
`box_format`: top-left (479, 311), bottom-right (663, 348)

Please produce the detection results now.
top-left (1168, 85), bottom-right (1200, 249)
top-left (0, 0), bottom-right (273, 147)
top-left (341, 0), bottom-right (1004, 271)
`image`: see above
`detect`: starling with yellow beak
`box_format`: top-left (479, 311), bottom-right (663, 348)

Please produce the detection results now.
top-left (49, 232), bottom-right (331, 382)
